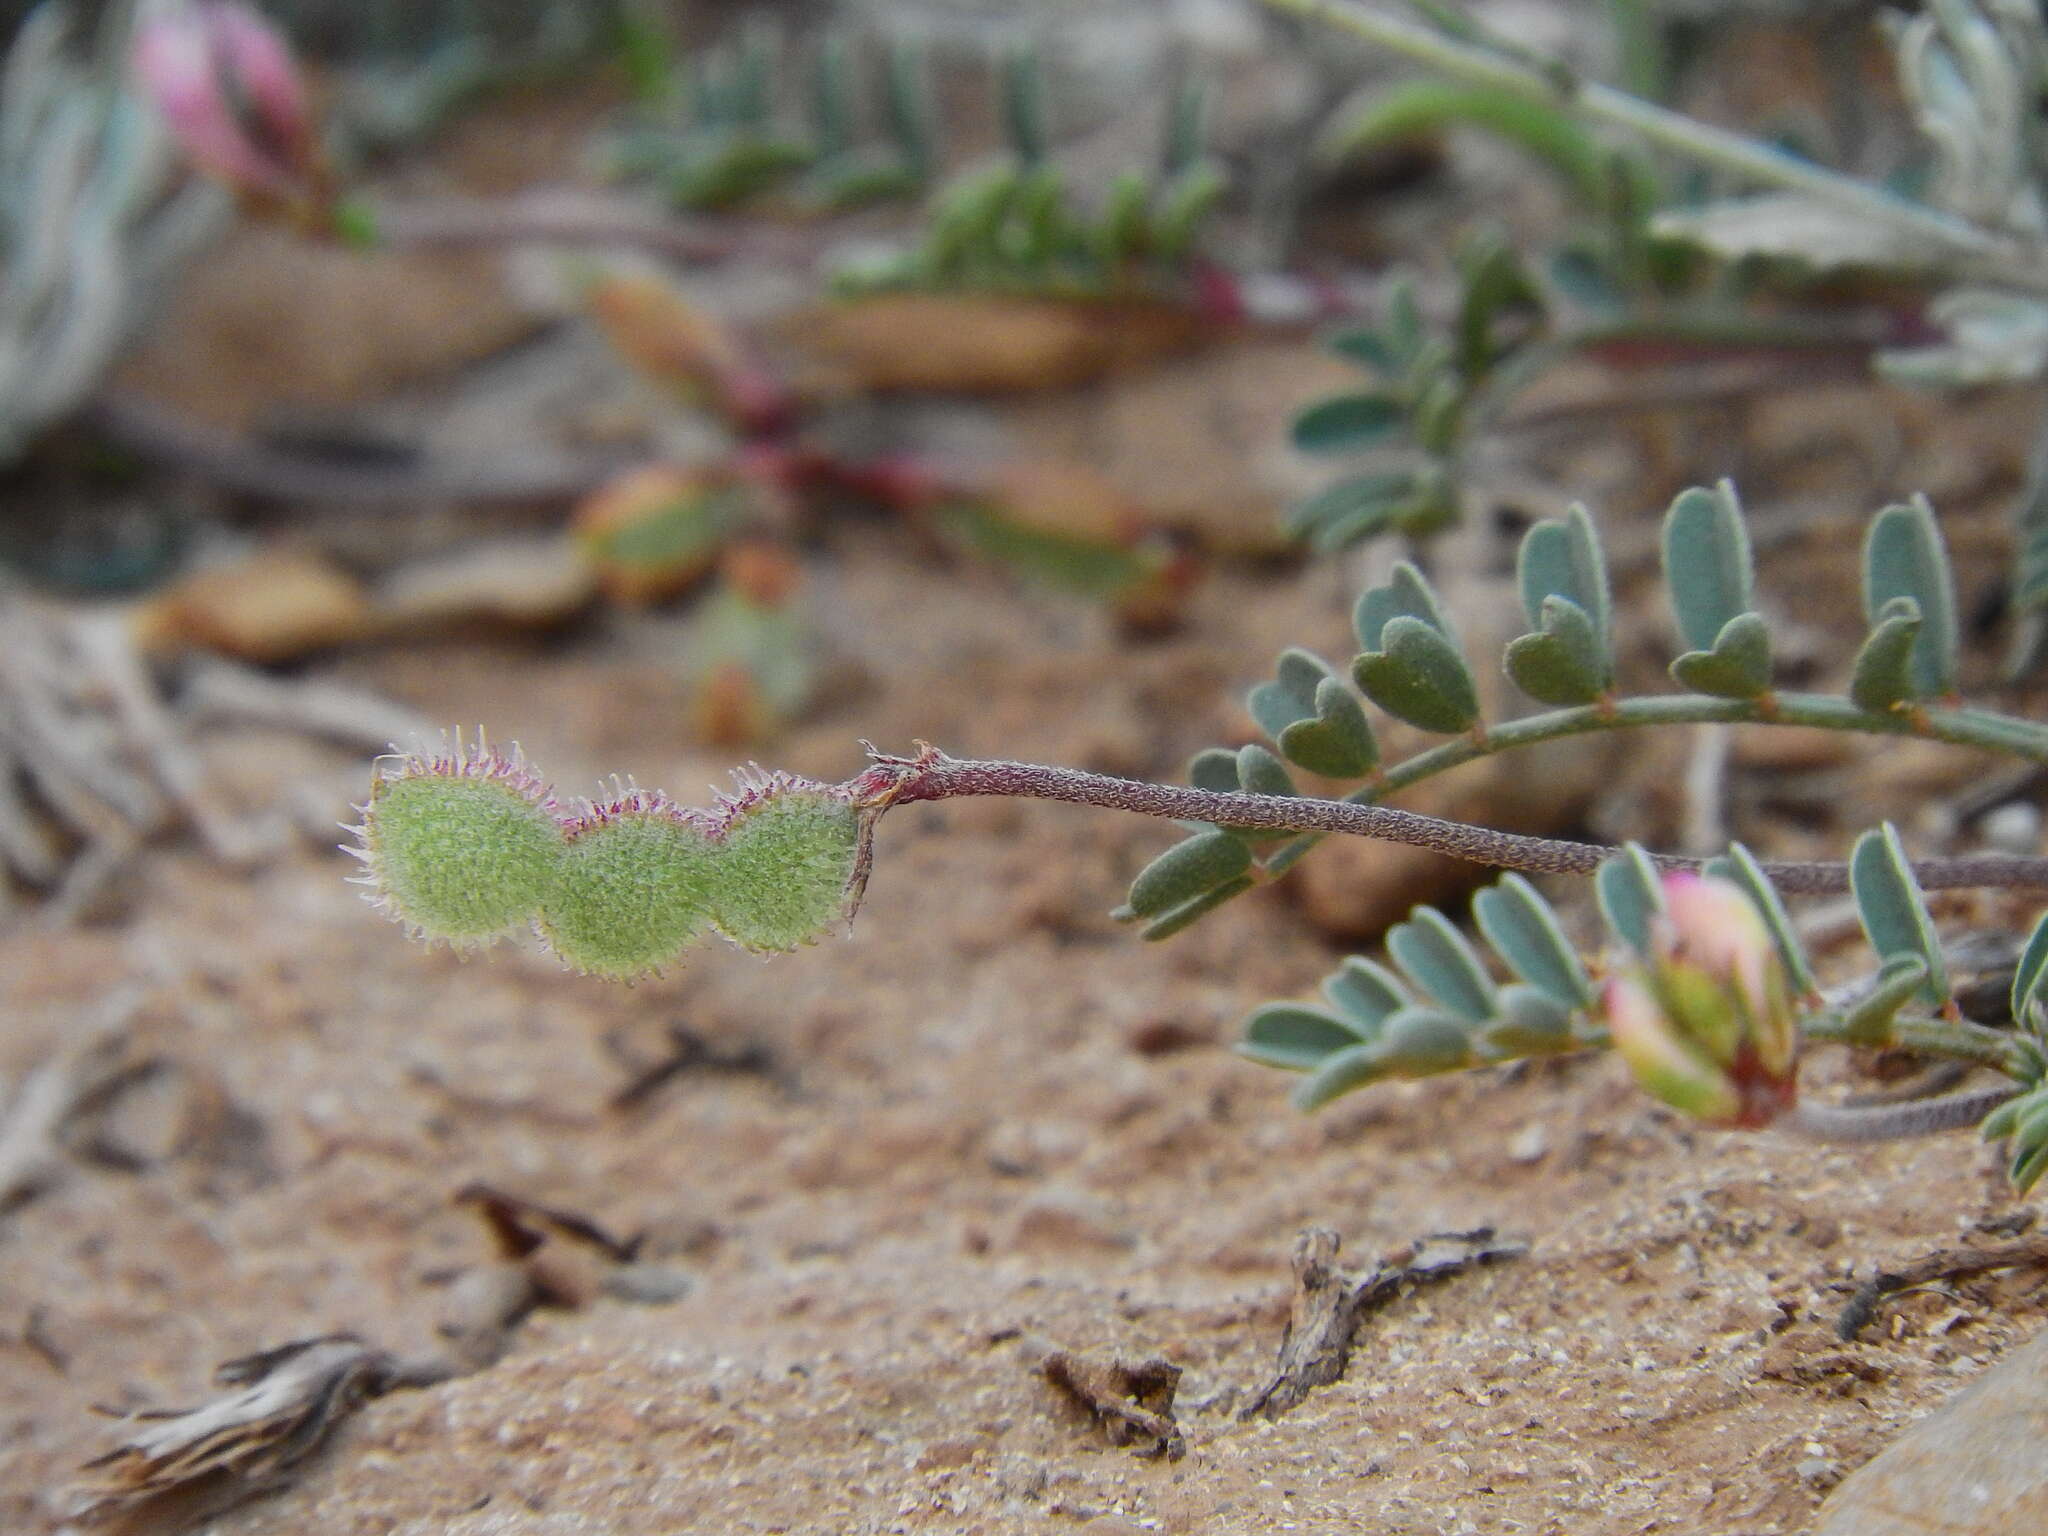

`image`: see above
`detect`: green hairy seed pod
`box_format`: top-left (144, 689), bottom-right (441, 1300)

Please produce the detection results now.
top-left (712, 784), bottom-right (864, 953)
top-left (359, 763), bottom-right (562, 943)
top-left (350, 740), bottom-right (869, 978)
top-left (538, 808), bottom-right (722, 979)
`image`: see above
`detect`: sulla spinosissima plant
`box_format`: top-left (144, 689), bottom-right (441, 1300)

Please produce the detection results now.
top-left (353, 481), bottom-right (2048, 1191)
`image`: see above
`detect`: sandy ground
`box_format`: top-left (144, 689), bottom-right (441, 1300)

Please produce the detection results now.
top-left (5, 504), bottom-right (2047, 1536)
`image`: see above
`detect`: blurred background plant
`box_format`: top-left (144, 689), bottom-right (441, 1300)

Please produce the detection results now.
top-left (1270, 0), bottom-right (2048, 679)
top-left (829, 50), bottom-right (1227, 298)
top-left (0, 1), bottom-right (225, 468)
top-left (267, 0), bottom-right (623, 163)
top-left (596, 8), bottom-right (936, 213)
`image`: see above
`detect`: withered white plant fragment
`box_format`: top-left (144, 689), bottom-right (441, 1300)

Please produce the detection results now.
top-left (72, 1334), bottom-right (447, 1524)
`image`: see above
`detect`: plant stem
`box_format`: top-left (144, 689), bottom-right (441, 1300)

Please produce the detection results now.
top-left (1466, 311), bottom-right (1895, 448)
top-left (1260, 689), bottom-right (2048, 878)
top-left (862, 746), bottom-right (2048, 896)
top-left (1259, 0), bottom-right (2048, 292)
top-left (1803, 1012), bottom-right (2033, 1076)
top-left (1779, 1082), bottom-right (2017, 1142)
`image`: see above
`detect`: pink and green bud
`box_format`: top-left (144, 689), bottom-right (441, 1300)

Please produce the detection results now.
top-left (1604, 973), bottom-right (1745, 1124)
top-left (1601, 872), bottom-right (1799, 1127)
top-left (133, 2), bottom-right (320, 207)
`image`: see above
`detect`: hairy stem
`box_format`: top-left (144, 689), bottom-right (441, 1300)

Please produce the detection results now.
top-left (1802, 1011), bottom-right (2035, 1076)
top-left (1779, 1083), bottom-right (2017, 1142)
top-left (1262, 690), bottom-right (2048, 878)
top-left (1258, 0), bottom-right (2048, 293)
top-left (863, 748), bottom-right (2048, 896)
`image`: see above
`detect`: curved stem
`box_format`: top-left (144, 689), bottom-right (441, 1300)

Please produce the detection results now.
top-left (866, 746), bottom-right (2048, 896)
top-left (1779, 1083), bottom-right (2017, 1143)
top-left (1262, 690), bottom-right (2048, 878)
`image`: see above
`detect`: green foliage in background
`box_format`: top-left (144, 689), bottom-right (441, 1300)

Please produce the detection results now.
top-left (831, 55), bottom-right (1225, 299)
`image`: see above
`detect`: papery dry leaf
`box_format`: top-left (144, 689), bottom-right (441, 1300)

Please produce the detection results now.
top-left (129, 548), bottom-right (372, 663)
top-left (781, 293), bottom-right (1208, 394)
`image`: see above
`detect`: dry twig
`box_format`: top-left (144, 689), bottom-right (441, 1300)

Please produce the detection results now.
top-left (1242, 1225), bottom-right (1526, 1420)
top-left (0, 989), bottom-right (143, 1213)
top-left (0, 598), bottom-right (274, 917)
top-left (87, 392), bottom-right (634, 507)
top-left (0, 594), bottom-right (430, 923)
top-left (1836, 1233), bottom-right (2048, 1340)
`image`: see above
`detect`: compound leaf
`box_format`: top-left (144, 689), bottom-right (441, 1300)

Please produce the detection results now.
top-left (1505, 596), bottom-right (1608, 705)
top-left (1596, 843), bottom-right (1666, 957)
top-left (1670, 611), bottom-right (1773, 699)
top-left (1240, 1004), bottom-right (1371, 1070)
top-left (1354, 618), bottom-right (1481, 733)
top-left (1849, 596), bottom-right (1924, 713)
top-left (1292, 393), bottom-right (1404, 454)
top-left (1125, 831), bottom-right (1251, 919)
top-left (2013, 909), bottom-right (2048, 1036)
top-left (1323, 957), bottom-right (1410, 1032)
top-left (1387, 906), bottom-right (1496, 1023)
top-left (1519, 503), bottom-right (1611, 644)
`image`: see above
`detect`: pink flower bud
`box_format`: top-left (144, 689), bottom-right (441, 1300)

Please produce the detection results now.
top-left (133, 2), bottom-right (316, 204)
top-left (1599, 873), bottom-right (1800, 1127)
top-left (1661, 874), bottom-right (1767, 1016)
top-left (1604, 973), bottom-right (1743, 1125)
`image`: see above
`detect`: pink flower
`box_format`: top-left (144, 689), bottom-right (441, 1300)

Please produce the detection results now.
top-left (133, 2), bottom-right (316, 203)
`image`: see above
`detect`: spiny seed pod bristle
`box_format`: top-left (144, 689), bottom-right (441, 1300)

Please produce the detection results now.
top-left (560, 784), bottom-right (719, 836)
top-left (379, 732), bottom-right (557, 805)
top-left (351, 739), bottom-right (871, 979)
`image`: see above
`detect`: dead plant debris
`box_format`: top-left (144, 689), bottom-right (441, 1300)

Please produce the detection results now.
top-left (0, 990), bottom-right (143, 1215)
top-left (456, 1180), bottom-right (642, 1266)
top-left (1243, 1225), bottom-right (1528, 1421)
top-left (604, 1021), bottom-right (784, 1110)
top-left (437, 1182), bottom-right (689, 1369)
top-left (1836, 1232), bottom-right (2048, 1341)
top-left (72, 1334), bottom-right (448, 1527)
top-left (1038, 1346), bottom-right (1187, 1460)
